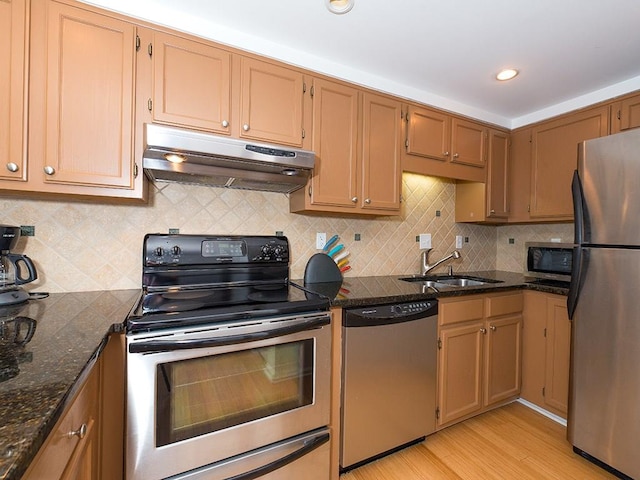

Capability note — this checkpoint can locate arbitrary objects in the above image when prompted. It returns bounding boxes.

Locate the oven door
[126,312,331,480]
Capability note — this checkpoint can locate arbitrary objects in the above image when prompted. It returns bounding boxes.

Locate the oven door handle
[225,431,330,480]
[128,315,330,353]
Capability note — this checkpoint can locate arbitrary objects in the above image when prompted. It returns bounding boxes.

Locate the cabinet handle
[221,120,229,128]
[6,162,19,173]
[364,198,371,204]
[443,151,450,156]
[351,197,358,203]
[243,124,250,132]
[453,153,459,158]
[490,325,497,332]
[480,327,487,334]
[490,209,496,214]
[67,423,87,439]
[43,166,56,175]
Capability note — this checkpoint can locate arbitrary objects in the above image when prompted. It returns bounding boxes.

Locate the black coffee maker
[0,225,38,305]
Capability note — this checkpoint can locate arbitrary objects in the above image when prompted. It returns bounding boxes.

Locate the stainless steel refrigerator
[568,128,640,479]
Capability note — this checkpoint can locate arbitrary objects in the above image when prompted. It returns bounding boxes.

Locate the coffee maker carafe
[0,225,38,305]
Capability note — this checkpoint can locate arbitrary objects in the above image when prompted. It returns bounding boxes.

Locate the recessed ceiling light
[326,0,355,15]
[496,69,519,81]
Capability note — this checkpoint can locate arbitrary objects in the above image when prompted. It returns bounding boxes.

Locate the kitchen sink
[398,274,503,288]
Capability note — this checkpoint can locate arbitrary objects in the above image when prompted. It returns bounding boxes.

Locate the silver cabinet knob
[242,124,250,132]
[67,423,87,439]
[6,162,19,172]
[453,153,459,158]
[490,325,497,332]
[490,209,496,214]
[221,120,229,128]
[351,197,358,203]
[480,327,487,334]
[364,198,371,204]
[443,151,450,156]
[43,166,56,175]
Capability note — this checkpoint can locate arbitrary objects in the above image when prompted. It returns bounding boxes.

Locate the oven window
[155,339,314,447]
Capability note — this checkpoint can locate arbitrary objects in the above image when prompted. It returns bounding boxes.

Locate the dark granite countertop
[298,270,569,308]
[0,289,139,480]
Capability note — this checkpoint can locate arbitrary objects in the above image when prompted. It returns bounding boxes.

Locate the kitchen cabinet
[506,127,532,223]
[437,292,522,428]
[0,0,28,183]
[23,362,101,480]
[150,31,232,134]
[611,92,640,133]
[455,128,510,223]
[14,0,145,200]
[402,104,487,182]
[529,105,609,219]
[290,84,401,215]
[521,291,570,418]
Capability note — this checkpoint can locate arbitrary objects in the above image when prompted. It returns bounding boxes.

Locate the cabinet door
[360,92,402,211]
[507,127,532,222]
[405,105,450,161]
[308,78,359,209]
[438,322,484,426]
[30,1,138,192]
[544,296,571,415]
[239,57,304,147]
[152,32,231,134]
[486,129,509,218]
[484,315,522,406]
[0,0,28,182]
[619,94,640,131]
[520,291,547,407]
[451,118,487,168]
[530,106,609,219]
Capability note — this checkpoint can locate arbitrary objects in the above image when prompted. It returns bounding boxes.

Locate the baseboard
[517,398,567,427]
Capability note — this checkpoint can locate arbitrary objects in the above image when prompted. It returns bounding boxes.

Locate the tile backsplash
[2,173,497,293]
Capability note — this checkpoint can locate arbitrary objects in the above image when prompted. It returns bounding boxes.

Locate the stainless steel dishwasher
[340,300,438,471]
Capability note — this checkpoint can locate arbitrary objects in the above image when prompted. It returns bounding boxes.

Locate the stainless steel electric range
[125,234,332,480]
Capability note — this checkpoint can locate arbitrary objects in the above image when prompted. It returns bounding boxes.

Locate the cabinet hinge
[435,407,440,419]
[437,338,442,350]
[134,162,139,178]
[310,85,315,98]
[617,109,621,120]
[147,98,152,112]
[542,387,546,397]
[308,185,312,197]
[302,128,306,139]
[405,139,409,149]
[303,82,306,94]
[148,43,153,57]
[135,35,140,52]
[527,204,531,212]
[543,327,547,338]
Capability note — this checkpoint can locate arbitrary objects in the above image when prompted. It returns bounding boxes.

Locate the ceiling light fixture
[325,0,355,15]
[496,69,519,81]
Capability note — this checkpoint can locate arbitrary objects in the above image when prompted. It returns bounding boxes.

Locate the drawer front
[485,293,524,318]
[439,296,484,326]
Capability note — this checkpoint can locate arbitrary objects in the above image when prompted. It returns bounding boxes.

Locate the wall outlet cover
[419,233,432,249]
[316,233,327,249]
[455,235,463,249]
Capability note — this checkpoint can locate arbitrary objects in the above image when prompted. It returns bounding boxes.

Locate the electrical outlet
[419,233,432,249]
[456,235,463,249]
[316,233,326,249]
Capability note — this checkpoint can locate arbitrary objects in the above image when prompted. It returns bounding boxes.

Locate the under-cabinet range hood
[142,124,315,194]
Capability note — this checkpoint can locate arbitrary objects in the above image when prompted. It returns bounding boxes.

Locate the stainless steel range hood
[142,124,315,194]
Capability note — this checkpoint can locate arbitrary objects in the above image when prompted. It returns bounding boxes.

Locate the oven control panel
[144,234,289,266]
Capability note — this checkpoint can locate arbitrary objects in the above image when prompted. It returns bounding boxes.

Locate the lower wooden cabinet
[521,291,571,418]
[437,292,522,428]
[23,363,101,480]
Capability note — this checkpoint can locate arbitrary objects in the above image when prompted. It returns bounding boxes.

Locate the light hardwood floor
[341,402,616,480]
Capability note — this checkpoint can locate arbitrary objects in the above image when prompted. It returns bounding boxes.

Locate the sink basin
[398,274,503,288]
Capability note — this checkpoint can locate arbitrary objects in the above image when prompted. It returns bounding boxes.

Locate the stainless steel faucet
[420,249,461,275]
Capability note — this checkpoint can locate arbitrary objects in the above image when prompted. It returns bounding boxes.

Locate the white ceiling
[84,0,640,129]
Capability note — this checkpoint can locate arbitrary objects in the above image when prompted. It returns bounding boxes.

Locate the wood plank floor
[341,402,617,480]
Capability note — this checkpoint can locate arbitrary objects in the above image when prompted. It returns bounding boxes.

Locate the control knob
[155,247,164,257]
[171,245,181,255]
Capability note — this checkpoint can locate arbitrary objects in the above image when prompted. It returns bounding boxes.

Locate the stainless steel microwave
[525,242,573,282]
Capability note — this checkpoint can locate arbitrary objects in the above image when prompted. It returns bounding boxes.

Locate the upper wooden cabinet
[12,0,145,200]
[151,31,232,134]
[611,93,640,134]
[403,105,487,182]
[455,129,509,223]
[506,127,532,223]
[290,82,401,215]
[530,105,609,219]
[0,0,28,183]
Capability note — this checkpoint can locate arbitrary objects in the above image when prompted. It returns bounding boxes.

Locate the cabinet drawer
[485,293,523,318]
[439,296,484,326]
[23,366,99,480]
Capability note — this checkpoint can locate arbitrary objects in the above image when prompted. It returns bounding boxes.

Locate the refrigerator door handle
[572,170,587,245]
[567,246,586,320]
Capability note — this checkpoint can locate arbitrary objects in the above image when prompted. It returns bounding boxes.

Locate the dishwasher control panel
[343,300,438,327]
[392,301,436,316]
